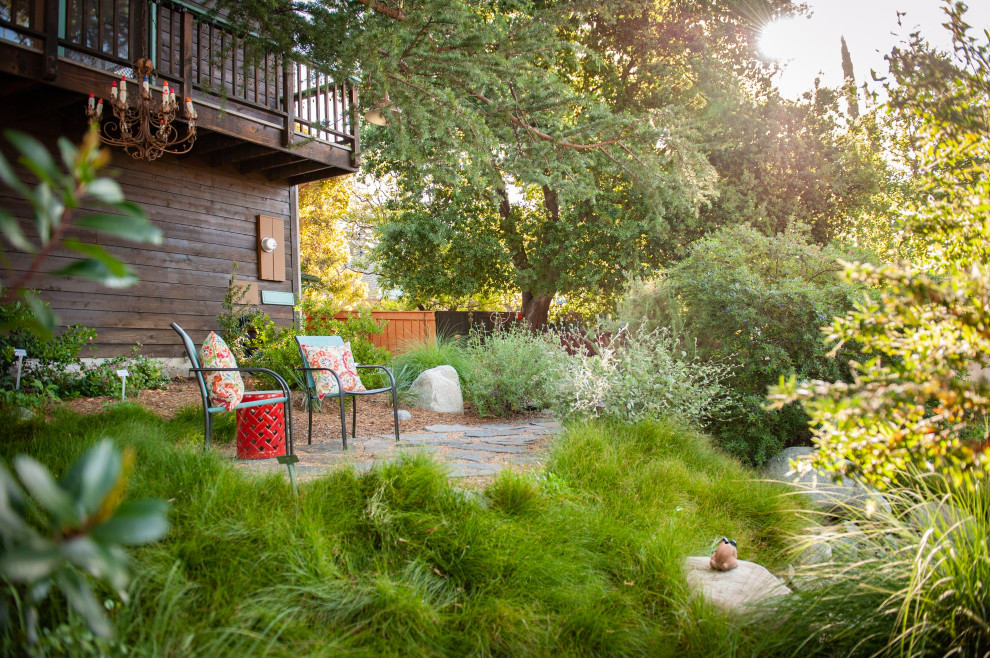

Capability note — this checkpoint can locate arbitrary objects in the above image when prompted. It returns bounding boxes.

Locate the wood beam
[208,144,274,167]
[287,167,348,185]
[239,152,301,174]
[265,160,335,181]
[190,134,244,156]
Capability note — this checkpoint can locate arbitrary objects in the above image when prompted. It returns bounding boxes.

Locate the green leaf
[60,440,121,517]
[5,130,61,186]
[91,499,170,546]
[85,178,124,204]
[57,136,79,173]
[0,546,60,582]
[0,463,30,539]
[0,209,35,253]
[53,240,138,288]
[13,455,79,526]
[0,149,30,198]
[32,182,63,238]
[60,537,130,594]
[23,295,57,337]
[51,259,138,289]
[76,213,163,244]
[56,569,112,639]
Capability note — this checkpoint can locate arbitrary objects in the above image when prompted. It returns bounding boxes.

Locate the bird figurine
[710,537,738,571]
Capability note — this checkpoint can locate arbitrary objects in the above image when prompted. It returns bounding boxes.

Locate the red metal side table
[236,391,286,459]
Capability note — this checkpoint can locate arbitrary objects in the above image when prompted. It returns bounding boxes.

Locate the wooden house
[0,0,359,361]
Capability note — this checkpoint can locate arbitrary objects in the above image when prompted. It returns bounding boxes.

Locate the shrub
[302,300,391,368]
[389,335,474,395]
[240,313,306,390]
[462,325,569,417]
[0,292,95,395]
[553,325,730,427]
[618,225,869,465]
[67,349,170,398]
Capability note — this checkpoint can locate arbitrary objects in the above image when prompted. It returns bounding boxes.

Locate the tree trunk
[521,291,553,330]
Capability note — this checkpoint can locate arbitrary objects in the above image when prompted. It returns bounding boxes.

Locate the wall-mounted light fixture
[260,236,278,253]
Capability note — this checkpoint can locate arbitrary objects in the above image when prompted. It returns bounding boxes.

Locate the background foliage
[619,225,870,465]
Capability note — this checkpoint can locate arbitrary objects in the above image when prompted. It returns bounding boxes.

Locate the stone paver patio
[235,418,560,481]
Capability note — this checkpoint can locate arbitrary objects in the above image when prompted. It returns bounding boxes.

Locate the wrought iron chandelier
[85,58,197,161]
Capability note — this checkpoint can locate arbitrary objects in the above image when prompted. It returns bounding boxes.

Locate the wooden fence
[333,311,436,355]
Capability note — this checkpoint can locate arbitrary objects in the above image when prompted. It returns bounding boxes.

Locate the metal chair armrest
[354,364,396,389]
[187,366,292,398]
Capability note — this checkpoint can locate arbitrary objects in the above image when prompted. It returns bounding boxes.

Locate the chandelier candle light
[85,58,197,161]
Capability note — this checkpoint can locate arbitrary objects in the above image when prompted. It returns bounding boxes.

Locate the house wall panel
[0,117,298,358]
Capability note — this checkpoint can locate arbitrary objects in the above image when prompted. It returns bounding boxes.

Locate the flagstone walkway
[235,417,560,481]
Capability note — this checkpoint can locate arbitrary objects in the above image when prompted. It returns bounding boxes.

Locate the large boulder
[763,447,891,519]
[408,366,464,413]
[683,557,791,614]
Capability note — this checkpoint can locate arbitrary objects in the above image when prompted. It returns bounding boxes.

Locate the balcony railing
[0,0,358,155]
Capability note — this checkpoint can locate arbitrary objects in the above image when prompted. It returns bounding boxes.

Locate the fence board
[331,311,436,355]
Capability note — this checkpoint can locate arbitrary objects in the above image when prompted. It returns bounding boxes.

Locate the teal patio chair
[172,322,294,453]
[295,335,399,449]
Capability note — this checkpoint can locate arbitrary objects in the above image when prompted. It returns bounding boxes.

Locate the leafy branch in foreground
[769,6,990,490]
[0,125,162,334]
[0,439,169,646]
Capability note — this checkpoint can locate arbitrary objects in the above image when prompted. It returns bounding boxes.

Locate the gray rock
[16,407,34,421]
[408,366,464,413]
[447,462,503,477]
[445,449,491,463]
[448,442,526,454]
[397,409,412,421]
[910,501,978,544]
[507,454,546,465]
[683,556,791,614]
[463,428,531,438]
[394,433,447,445]
[763,447,891,519]
[476,437,534,446]
[395,444,442,455]
[361,439,395,453]
[424,424,475,432]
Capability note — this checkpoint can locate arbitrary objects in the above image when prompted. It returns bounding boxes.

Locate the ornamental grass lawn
[1,403,807,656]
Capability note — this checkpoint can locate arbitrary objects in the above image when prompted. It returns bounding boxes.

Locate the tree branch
[353,0,407,21]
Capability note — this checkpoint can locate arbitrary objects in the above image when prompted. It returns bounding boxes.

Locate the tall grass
[1,406,806,655]
[757,474,990,657]
[390,334,474,396]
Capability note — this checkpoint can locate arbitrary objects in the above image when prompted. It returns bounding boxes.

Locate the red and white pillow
[302,342,366,399]
[200,332,244,410]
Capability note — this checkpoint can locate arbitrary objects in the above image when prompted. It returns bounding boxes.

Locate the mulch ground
[60,377,556,487]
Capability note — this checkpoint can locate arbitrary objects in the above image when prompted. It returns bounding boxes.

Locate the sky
[758,0,990,99]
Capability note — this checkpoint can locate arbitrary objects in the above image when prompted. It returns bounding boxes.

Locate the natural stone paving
[235,416,557,482]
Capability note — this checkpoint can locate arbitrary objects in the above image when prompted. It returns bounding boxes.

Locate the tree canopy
[220,0,893,324]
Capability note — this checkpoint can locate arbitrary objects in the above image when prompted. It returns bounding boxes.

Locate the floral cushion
[302,342,367,399]
[201,332,244,411]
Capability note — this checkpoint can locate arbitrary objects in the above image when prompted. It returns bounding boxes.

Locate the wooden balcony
[0,0,359,182]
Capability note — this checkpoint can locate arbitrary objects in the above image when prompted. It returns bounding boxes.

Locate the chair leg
[391,384,399,443]
[307,394,313,445]
[352,396,357,437]
[204,409,213,450]
[338,392,348,450]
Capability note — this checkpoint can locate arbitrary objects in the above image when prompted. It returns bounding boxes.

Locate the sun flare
[758,17,806,63]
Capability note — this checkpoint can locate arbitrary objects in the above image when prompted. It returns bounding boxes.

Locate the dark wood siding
[0,117,298,358]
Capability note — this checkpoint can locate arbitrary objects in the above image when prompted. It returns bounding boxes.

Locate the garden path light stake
[13,348,25,390]
[117,369,129,400]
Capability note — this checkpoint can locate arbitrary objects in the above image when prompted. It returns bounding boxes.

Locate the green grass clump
[390,335,474,396]
[756,475,990,658]
[1,407,805,655]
